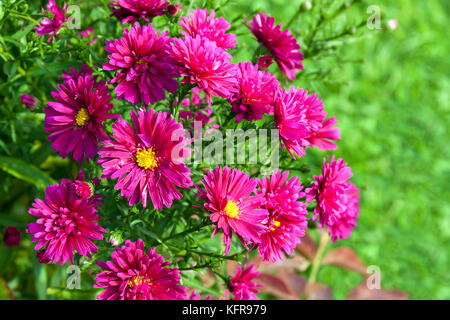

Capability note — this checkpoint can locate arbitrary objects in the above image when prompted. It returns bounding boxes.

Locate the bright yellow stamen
[75,108,89,126]
[224,200,239,219]
[135,147,158,170]
[270,220,281,231]
[128,276,146,288]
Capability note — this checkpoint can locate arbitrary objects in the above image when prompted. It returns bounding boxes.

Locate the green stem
[308,231,330,284]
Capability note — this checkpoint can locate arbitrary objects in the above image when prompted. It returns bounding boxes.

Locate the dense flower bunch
[22,0,362,300]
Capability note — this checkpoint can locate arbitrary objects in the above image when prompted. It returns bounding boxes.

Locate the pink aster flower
[45,64,118,164]
[3,226,21,247]
[257,55,273,69]
[229,264,262,300]
[166,3,181,16]
[70,170,103,208]
[229,61,279,122]
[94,239,187,300]
[245,12,304,80]
[109,0,169,24]
[103,23,179,106]
[256,170,308,262]
[306,156,360,242]
[21,93,38,109]
[195,166,268,255]
[179,8,236,50]
[35,0,68,43]
[27,180,106,265]
[98,108,193,209]
[274,86,340,159]
[170,35,238,106]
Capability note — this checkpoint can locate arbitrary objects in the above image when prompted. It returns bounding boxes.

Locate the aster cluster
[22,0,363,301]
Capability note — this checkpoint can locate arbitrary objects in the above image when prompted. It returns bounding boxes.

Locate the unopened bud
[387,19,398,30]
[302,1,312,11]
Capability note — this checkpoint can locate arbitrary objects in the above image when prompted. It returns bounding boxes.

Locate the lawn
[239,0,449,299]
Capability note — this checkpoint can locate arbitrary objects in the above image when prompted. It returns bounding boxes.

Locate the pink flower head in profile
[229,61,279,122]
[109,0,169,24]
[306,156,360,241]
[257,55,273,69]
[35,0,68,43]
[3,226,21,247]
[274,86,340,159]
[103,23,179,106]
[179,8,236,50]
[195,166,268,255]
[245,13,304,80]
[27,180,106,265]
[70,169,102,208]
[166,3,181,16]
[256,170,308,262]
[170,35,238,106]
[45,65,118,165]
[94,239,187,300]
[21,93,38,109]
[98,108,193,209]
[229,264,262,300]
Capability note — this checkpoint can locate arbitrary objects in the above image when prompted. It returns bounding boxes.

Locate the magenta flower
[274,86,340,159]
[170,35,238,106]
[166,3,181,16]
[257,55,273,69]
[245,12,304,80]
[71,170,102,208]
[306,156,360,241]
[103,23,179,106]
[45,65,117,164]
[229,264,262,300]
[256,170,308,262]
[35,0,68,43]
[3,226,21,247]
[21,93,38,109]
[109,0,169,24]
[36,250,51,264]
[179,8,236,50]
[229,61,279,122]
[98,108,193,209]
[195,166,268,255]
[94,239,187,300]
[27,180,106,265]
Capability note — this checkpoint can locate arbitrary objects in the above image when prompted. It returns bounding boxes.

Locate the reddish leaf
[305,282,333,300]
[296,232,318,260]
[256,273,298,300]
[321,247,367,275]
[226,260,240,276]
[279,270,306,298]
[347,283,408,300]
[254,254,310,273]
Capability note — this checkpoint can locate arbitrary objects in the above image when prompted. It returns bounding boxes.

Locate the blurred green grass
[241,0,449,299]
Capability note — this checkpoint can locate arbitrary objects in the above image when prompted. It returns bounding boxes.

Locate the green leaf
[0,156,54,190]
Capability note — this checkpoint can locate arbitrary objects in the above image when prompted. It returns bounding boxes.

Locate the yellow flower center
[135,147,158,170]
[128,275,148,288]
[224,200,239,219]
[270,220,281,231]
[75,108,89,127]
